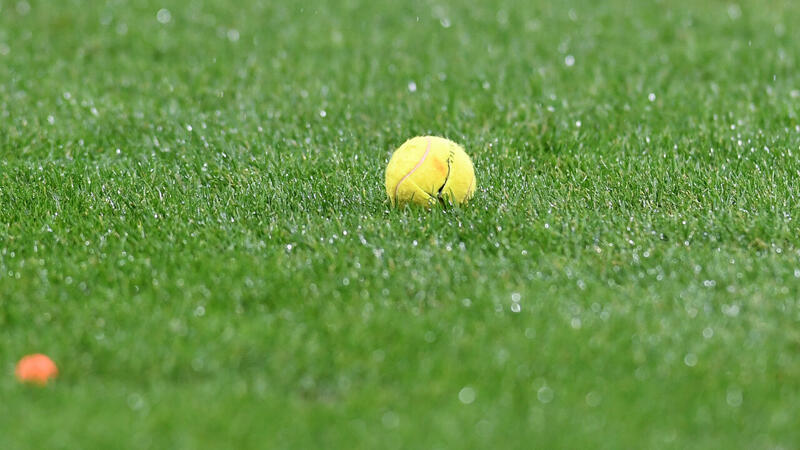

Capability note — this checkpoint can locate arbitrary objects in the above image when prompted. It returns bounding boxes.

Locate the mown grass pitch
[2,0,800,447]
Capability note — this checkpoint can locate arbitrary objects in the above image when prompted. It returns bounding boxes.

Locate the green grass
[2,0,800,447]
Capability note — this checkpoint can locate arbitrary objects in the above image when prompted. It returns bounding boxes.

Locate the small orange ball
[15,354,58,386]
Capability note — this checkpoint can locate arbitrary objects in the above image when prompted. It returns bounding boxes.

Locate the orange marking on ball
[15,354,58,386]
[432,157,448,176]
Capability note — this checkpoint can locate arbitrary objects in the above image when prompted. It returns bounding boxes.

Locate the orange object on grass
[15,354,58,385]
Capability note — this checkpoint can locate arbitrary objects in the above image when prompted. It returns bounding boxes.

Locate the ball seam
[393,137,432,203]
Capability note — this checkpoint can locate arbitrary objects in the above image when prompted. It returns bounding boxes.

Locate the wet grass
[2,0,800,448]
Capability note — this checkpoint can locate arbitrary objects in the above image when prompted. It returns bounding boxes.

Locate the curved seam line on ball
[394,137,432,202]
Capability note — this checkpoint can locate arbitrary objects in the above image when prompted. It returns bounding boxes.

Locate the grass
[2,0,800,447]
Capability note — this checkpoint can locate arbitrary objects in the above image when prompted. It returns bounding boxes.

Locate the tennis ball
[385,136,476,207]
[15,354,58,386]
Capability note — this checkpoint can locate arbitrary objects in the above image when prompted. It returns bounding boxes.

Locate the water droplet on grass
[726,388,742,407]
[722,304,740,317]
[458,387,476,404]
[727,4,742,20]
[156,8,171,24]
[16,1,30,15]
[382,411,400,428]
[127,393,145,410]
[537,386,554,403]
[585,391,601,407]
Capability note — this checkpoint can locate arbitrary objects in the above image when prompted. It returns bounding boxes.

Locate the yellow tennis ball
[385,136,476,207]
